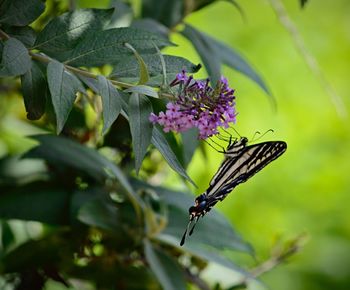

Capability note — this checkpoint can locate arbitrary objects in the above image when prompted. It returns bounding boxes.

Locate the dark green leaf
[181,128,199,168]
[0,221,15,252]
[0,187,71,225]
[210,36,271,96]
[128,93,153,174]
[109,0,133,28]
[181,24,221,84]
[3,25,36,47]
[144,240,186,290]
[0,0,45,26]
[182,24,271,96]
[47,60,85,133]
[24,135,134,195]
[34,8,114,60]
[65,27,173,67]
[124,85,158,98]
[21,60,47,120]
[141,0,184,28]
[78,198,122,232]
[110,54,200,79]
[124,43,150,84]
[0,38,31,77]
[151,128,195,186]
[132,19,170,39]
[131,180,253,254]
[97,75,122,134]
[300,0,309,8]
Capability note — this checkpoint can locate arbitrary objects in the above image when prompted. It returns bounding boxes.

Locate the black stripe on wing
[206,141,287,202]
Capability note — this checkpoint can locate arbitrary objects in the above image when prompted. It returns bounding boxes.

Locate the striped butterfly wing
[180,137,287,246]
[205,140,287,209]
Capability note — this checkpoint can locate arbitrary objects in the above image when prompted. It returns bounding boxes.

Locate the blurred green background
[166,1,350,290]
[1,0,350,290]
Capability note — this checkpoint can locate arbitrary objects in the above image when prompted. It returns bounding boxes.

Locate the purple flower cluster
[149,71,236,139]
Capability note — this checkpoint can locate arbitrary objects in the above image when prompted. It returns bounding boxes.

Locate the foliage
[0,0,302,289]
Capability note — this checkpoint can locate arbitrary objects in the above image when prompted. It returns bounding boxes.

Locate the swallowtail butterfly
[180,137,287,246]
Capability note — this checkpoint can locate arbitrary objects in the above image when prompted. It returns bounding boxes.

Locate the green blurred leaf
[97,75,122,134]
[300,0,309,8]
[20,60,47,120]
[2,25,37,47]
[24,135,134,194]
[151,128,195,186]
[125,85,159,98]
[65,28,173,67]
[0,235,63,273]
[0,38,31,77]
[209,34,271,96]
[78,197,122,232]
[181,128,199,168]
[34,8,114,60]
[0,220,15,252]
[132,19,170,39]
[144,240,186,290]
[47,60,85,133]
[141,0,184,28]
[0,0,45,26]
[0,186,71,224]
[182,24,270,96]
[181,24,221,84]
[132,180,253,254]
[128,93,153,174]
[110,54,200,80]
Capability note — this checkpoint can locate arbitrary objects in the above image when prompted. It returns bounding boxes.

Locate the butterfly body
[180,137,287,246]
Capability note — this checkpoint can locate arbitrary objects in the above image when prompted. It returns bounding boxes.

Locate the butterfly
[180,136,287,246]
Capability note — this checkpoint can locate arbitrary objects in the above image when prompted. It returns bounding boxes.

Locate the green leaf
[24,135,134,194]
[0,38,31,77]
[97,75,122,134]
[132,181,253,254]
[151,128,195,186]
[66,27,173,67]
[47,60,85,133]
[20,60,47,120]
[210,36,271,96]
[181,24,221,84]
[110,54,200,79]
[141,0,184,28]
[182,24,271,96]
[124,43,150,84]
[34,8,114,60]
[129,93,153,174]
[78,197,122,232]
[2,25,37,47]
[125,85,159,98]
[181,128,199,168]
[0,186,71,225]
[0,221,15,252]
[0,0,45,26]
[144,240,186,290]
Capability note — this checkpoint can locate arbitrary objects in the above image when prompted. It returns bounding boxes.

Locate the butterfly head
[188,194,208,219]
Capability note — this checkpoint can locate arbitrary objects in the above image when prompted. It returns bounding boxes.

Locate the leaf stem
[268,0,348,119]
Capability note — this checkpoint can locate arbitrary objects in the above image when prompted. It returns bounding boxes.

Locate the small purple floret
[150,71,237,139]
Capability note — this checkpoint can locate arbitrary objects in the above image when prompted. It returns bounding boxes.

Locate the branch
[267,0,347,119]
[184,268,211,290]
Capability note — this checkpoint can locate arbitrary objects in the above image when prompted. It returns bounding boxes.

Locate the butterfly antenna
[189,216,200,236]
[180,217,194,246]
[252,129,275,142]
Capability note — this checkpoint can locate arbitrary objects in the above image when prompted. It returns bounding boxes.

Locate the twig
[267,0,347,119]
[184,268,211,290]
